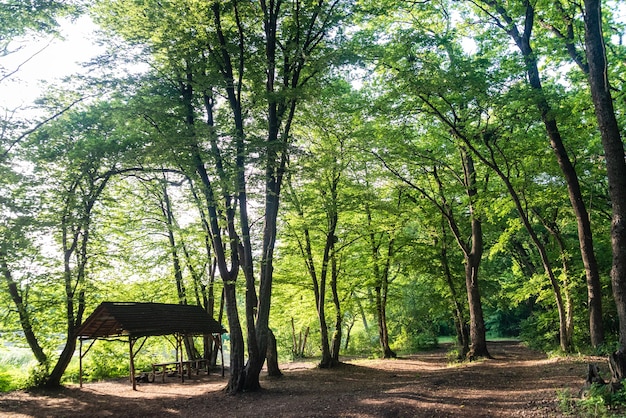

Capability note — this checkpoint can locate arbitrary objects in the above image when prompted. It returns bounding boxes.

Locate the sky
[0,15,103,109]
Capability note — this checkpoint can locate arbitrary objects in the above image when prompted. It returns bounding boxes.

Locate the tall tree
[465,0,604,347]
[582,0,626,351]
[27,100,140,387]
[94,0,349,392]
[283,88,355,367]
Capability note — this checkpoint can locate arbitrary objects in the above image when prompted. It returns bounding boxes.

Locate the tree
[283,84,355,367]
[359,14,492,357]
[469,0,604,348]
[23,99,142,387]
[582,0,626,352]
[93,0,350,392]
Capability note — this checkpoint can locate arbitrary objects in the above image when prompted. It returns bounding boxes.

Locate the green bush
[0,346,36,392]
[0,367,15,392]
[519,310,561,352]
[559,382,626,417]
[393,327,438,353]
[342,327,378,357]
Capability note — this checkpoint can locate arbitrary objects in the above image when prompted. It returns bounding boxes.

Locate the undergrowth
[559,382,626,417]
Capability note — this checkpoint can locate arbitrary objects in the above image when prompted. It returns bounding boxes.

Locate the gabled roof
[77,302,227,339]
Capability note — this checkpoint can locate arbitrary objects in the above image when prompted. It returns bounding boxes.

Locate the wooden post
[79,338,83,388]
[220,334,225,377]
[178,334,184,383]
[129,337,136,391]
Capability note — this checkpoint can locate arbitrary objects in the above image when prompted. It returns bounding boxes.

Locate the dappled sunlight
[0,342,587,417]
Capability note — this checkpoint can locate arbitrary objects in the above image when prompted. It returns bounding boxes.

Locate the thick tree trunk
[266,328,282,377]
[45,277,86,387]
[45,175,101,387]
[316,250,334,369]
[583,0,626,350]
[223,283,245,394]
[330,256,342,363]
[317,304,333,368]
[425,151,490,359]
[465,255,489,359]
[459,125,572,351]
[460,151,490,359]
[375,284,396,359]
[45,335,76,388]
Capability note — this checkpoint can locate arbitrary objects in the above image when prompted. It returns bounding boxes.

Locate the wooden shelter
[76,302,227,390]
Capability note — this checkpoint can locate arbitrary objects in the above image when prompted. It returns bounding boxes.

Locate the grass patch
[0,345,37,392]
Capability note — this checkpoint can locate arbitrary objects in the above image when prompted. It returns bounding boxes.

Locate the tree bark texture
[266,328,282,377]
[365,202,397,359]
[459,151,490,359]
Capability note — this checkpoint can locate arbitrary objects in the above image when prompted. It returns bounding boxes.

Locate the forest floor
[0,340,609,417]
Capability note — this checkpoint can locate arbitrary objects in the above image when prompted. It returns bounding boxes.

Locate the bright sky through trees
[1,15,102,109]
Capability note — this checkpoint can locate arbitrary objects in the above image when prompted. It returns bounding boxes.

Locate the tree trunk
[330,254,343,363]
[45,334,77,387]
[454,117,572,352]
[537,214,576,348]
[223,283,245,393]
[44,171,106,387]
[0,252,48,365]
[266,328,282,377]
[375,284,396,359]
[438,227,470,357]
[286,175,338,369]
[459,150,489,359]
[210,288,225,367]
[583,0,626,350]
[161,181,187,305]
[493,158,571,351]
[465,255,489,359]
[366,203,397,359]
[317,296,333,368]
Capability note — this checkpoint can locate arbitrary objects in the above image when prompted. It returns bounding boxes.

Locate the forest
[1,0,626,400]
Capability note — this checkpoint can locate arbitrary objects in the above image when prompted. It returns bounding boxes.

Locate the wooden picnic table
[151,359,209,383]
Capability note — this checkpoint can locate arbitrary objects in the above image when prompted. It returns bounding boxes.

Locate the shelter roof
[77,302,226,339]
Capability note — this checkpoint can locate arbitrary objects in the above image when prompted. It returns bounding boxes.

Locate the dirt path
[0,341,598,417]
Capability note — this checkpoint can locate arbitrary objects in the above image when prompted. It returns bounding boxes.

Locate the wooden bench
[150,359,209,383]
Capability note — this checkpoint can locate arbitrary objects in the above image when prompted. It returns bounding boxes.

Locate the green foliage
[342,326,379,357]
[485,304,532,338]
[558,382,626,417]
[0,365,28,392]
[0,351,31,392]
[25,362,49,388]
[0,346,36,391]
[519,310,561,352]
[387,274,449,352]
[0,0,78,43]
